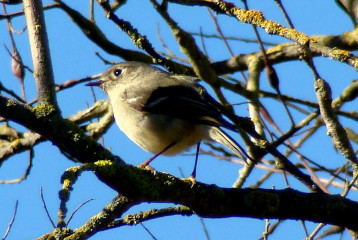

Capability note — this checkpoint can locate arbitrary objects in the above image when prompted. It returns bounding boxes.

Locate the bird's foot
[181,174,196,188]
[137,163,157,175]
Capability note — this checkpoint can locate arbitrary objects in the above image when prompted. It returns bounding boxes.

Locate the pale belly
[113,103,208,155]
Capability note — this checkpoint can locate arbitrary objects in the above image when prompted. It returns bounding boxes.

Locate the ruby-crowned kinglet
[86,61,252,176]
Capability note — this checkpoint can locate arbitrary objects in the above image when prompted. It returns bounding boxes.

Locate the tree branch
[23,0,59,110]
[1,95,358,231]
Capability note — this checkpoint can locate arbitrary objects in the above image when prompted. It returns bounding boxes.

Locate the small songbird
[86,61,252,178]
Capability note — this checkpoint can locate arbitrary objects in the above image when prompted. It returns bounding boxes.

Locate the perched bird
[86,61,252,178]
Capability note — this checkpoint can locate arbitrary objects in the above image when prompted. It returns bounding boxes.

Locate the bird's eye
[114,69,122,77]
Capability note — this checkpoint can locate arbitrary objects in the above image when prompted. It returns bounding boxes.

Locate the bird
[86,61,253,179]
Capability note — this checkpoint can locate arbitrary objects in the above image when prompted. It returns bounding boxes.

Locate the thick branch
[212,29,358,75]
[0,95,358,231]
[0,132,42,163]
[23,0,59,109]
[314,78,358,165]
[0,96,114,163]
[89,160,358,232]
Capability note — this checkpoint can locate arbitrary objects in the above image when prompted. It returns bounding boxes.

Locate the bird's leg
[138,141,177,170]
[187,141,201,186]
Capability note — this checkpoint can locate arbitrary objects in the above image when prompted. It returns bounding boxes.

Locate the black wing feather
[142,85,236,130]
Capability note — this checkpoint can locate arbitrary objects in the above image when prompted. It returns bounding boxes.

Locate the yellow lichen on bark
[218,2,310,45]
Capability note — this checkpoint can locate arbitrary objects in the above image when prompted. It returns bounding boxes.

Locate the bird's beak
[85,80,102,87]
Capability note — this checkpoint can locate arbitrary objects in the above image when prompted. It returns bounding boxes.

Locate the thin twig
[257,220,282,240]
[324,162,349,189]
[67,198,95,226]
[26,73,101,106]
[189,32,277,46]
[308,223,325,240]
[199,217,211,240]
[342,170,358,197]
[207,8,248,81]
[0,80,25,104]
[2,200,18,240]
[199,26,210,59]
[2,4,26,101]
[156,23,176,58]
[207,9,234,57]
[262,219,270,240]
[139,223,158,240]
[242,0,295,126]
[89,0,94,22]
[94,52,118,65]
[0,148,34,184]
[300,220,309,237]
[40,187,56,228]
[273,0,295,28]
[3,44,33,74]
[0,3,59,20]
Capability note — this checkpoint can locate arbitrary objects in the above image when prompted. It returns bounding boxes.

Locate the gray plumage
[87,61,250,162]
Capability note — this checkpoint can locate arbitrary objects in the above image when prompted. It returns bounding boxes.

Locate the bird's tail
[208,127,253,163]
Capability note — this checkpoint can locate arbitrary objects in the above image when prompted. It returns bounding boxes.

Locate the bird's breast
[112,98,208,155]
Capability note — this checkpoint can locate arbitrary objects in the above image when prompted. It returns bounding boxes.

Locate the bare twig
[0,148,33,184]
[40,187,56,228]
[26,73,101,106]
[189,32,277,46]
[66,198,95,226]
[139,223,158,240]
[199,217,211,240]
[2,200,18,240]
[68,194,135,239]
[273,0,295,28]
[2,4,26,101]
[262,219,270,240]
[3,44,33,74]
[108,206,194,230]
[0,80,25,103]
[207,9,234,57]
[0,3,59,20]
[242,0,295,126]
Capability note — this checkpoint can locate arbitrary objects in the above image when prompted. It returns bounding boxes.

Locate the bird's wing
[137,84,236,130]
